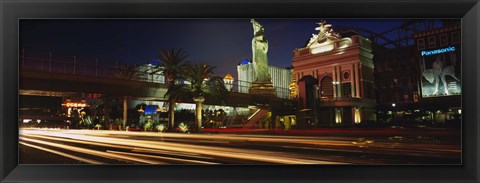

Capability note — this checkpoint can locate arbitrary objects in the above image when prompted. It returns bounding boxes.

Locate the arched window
[320,76,333,98]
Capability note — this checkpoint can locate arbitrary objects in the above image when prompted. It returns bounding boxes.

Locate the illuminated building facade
[237,60,292,99]
[137,61,166,84]
[288,67,297,99]
[415,24,461,98]
[414,23,461,125]
[237,60,255,93]
[292,21,376,127]
[373,21,461,126]
[223,73,234,91]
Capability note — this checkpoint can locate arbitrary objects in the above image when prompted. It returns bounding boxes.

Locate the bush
[143,119,154,131]
[178,122,189,133]
[156,124,166,132]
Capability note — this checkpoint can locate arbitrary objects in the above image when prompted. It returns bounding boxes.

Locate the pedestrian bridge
[20,70,169,100]
[19,57,298,129]
[19,58,295,109]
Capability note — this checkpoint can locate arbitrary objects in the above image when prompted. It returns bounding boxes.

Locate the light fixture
[392,103,396,107]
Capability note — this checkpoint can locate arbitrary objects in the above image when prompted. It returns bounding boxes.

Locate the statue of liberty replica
[249,19,275,96]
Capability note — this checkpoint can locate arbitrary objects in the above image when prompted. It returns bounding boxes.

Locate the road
[19,128,461,164]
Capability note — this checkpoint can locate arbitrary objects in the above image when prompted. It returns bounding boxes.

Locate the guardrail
[20,56,157,83]
[20,54,292,99]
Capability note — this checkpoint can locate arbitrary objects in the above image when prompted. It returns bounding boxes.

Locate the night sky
[20,19,438,78]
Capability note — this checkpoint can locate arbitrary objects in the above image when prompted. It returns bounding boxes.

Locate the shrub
[156,124,166,132]
[178,122,189,133]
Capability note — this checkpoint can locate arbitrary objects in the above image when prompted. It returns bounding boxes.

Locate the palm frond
[116,64,142,80]
[183,63,228,100]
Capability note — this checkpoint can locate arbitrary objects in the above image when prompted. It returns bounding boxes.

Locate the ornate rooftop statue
[251,19,271,83]
[306,20,341,48]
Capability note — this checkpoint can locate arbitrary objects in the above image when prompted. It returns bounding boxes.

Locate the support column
[355,62,361,98]
[351,63,356,97]
[332,66,337,98]
[193,96,205,132]
[337,65,342,97]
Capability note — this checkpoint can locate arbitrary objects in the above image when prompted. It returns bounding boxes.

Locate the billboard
[420,46,461,97]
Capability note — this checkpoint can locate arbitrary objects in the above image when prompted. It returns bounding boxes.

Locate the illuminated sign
[144,105,159,115]
[421,46,456,56]
[62,102,88,108]
[420,48,461,98]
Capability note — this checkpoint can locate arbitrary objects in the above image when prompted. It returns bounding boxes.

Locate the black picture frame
[1,0,479,182]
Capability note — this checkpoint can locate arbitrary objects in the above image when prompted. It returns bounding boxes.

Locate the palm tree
[184,64,228,132]
[93,95,120,130]
[116,64,142,130]
[154,48,190,131]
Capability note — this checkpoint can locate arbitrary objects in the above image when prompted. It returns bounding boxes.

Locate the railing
[228,80,291,99]
[319,97,362,102]
[20,55,157,83]
[20,54,292,99]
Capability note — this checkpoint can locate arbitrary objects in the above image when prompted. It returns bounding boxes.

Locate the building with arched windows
[292,21,377,127]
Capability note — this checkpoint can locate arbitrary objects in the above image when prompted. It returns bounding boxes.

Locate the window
[394,92,400,102]
[364,82,374,99]
[403,94,410,102]
[428,36,436,48]
[342,83,351,97]
[343,72,350,80]
[320,76,333,98]
[451,31,460,44]
[384,62,391,71]
[439,34,448,46]
[402,78,408,87]
[377,62,384,72]
[417,38,425,50]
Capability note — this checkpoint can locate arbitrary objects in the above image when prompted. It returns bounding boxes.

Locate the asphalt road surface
[19,128,461,165]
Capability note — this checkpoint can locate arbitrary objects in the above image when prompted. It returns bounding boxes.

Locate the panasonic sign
[421,46,456,56]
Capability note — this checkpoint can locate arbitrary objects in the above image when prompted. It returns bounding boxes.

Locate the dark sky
[20,19,440,78]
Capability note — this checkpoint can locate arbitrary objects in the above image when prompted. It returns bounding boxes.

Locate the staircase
[242,109,270,128]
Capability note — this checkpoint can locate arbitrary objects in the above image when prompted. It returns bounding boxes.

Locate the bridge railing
[20,55,156,83]
[229,80,291,99]
[20,54,292,99]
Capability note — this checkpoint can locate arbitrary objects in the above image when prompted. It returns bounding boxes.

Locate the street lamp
[391,103,396,123]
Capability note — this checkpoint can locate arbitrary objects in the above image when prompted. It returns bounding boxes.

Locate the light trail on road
[19,128,461,164]
[20,141,104,164]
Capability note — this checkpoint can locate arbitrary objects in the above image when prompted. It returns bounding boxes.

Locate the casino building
[414,23,462,125]
[292,21,377,127]
[237,60,292,99]
[374,21,461,126]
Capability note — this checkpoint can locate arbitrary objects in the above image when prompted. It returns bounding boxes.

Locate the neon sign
[62,102,88,108]
[421,46,456,56]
